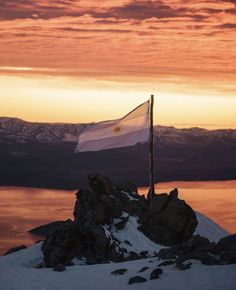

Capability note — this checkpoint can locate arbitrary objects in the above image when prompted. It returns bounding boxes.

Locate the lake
[0,180,236,255]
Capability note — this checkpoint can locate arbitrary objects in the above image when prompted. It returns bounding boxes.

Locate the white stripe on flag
[75,101,150,152]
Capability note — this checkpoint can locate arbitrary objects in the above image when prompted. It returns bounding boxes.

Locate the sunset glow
[0,0,235,128]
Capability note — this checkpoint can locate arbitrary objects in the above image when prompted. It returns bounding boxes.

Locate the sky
[0,0,236,128]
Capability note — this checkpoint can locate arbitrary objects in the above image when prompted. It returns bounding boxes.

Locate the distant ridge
[0,117,236,188]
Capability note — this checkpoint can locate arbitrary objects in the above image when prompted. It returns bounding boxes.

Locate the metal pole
[149,95,155,208]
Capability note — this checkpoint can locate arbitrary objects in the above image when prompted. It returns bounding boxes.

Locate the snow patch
[110,216,163,256]
[195,212,229,242]
[121,191,139,201]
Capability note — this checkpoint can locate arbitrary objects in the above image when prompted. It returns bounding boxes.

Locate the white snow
[121,191,139,201]
[110,216,163,256]
[195,212,229,242]
[0,212,235,290]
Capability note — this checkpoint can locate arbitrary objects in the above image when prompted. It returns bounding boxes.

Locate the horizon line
[1,116,236,131]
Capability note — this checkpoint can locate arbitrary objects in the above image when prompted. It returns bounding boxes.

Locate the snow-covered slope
[0,242,235,290]
[0,212,235,290]
[195,212,229,242]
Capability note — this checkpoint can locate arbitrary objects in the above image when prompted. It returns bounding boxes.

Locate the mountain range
[0,117,236,188]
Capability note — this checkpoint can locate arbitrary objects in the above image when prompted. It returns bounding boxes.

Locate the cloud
[0,0,83,20]
[0,0,235,84]
[218,23,236,29]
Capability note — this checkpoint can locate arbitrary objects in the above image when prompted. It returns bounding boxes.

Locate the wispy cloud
[0,0,235,83]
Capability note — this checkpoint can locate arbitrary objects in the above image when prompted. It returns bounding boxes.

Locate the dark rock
[175,262,192,270]
[177,236,219,264]
[139,251,149,258]
[138,266,149,273]
[53,264,65,272]
[115,180,138,194]
[216,234,236,264]
[115,216,129,230]
[126,251,141,261]
[169,188,178,199]
[128,276,147,284]
[217,234,236,252]
[150,268,163,280]
[189,235,210,250]
[111,268,127,275]
[29,221,65,237]
[139,189,198,246]
[88,172,115,195]
[124,240,132,246]
[4,245,27,256]
[200,254,220,265]
[158,260,176,267]
[149,194,169,214]
[158,247,178,260]
[42,219,77,267]
[42,173,198,268]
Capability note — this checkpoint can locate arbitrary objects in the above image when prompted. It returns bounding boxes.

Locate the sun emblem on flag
[114,125,121,133]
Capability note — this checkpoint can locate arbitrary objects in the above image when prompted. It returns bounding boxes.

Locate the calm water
[0,181,236,255]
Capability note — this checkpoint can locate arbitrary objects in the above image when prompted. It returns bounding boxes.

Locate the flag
[75,100,150,152]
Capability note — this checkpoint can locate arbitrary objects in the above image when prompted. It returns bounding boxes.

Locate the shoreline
[1,177,236,191]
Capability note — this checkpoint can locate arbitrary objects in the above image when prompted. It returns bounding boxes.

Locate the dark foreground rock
[4,245,27,256]
[128,276,147,284]
[29,221,65,237]
[111,268,127,275]
[157,234,236,266]
[41,173,198,268]
[150,268,163,280]
[139,188,198,245]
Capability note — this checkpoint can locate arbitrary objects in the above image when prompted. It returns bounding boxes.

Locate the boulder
[157,234,236,266]
[217,234,236,252]
[111,268,127,275]
[88,172,115,195]
[157,247,178,260]
[139,189,198,246]
[150,268,163,280]
[128,276,147,284]
[218,234,236,264]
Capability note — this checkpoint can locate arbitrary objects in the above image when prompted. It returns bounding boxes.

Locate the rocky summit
[42,173,198,269]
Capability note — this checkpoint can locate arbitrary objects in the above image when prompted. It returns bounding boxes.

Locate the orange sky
[0,0,236,128]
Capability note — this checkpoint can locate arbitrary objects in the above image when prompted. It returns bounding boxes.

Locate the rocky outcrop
[29,221,65,237]
[41,173,198,268]
[139,188,198,245]
[157,234,236,266]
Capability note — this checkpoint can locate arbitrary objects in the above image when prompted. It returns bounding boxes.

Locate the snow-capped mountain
[0,117,86,144]
[1,117,236,145]
[0,117,236,188]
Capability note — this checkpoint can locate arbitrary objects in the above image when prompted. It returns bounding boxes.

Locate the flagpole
[149,94,155,208]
